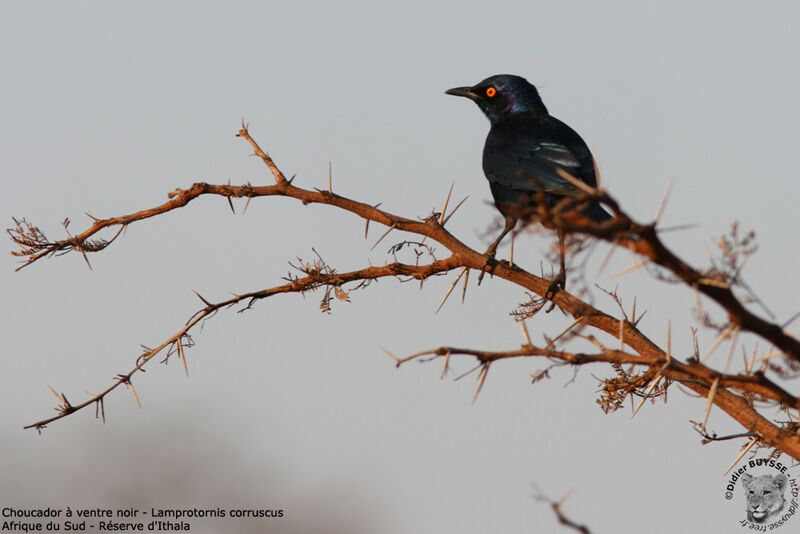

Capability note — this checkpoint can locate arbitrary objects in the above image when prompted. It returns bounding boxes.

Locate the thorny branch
[10,124,800,463]
[24,257,463,430]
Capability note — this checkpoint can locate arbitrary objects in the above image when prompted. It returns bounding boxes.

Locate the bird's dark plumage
[446,74,611,226]
[446,74,611,291]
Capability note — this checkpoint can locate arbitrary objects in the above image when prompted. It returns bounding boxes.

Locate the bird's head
[445,74,547,124]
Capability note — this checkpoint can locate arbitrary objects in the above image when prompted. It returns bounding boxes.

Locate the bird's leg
[545,229,567,300]
[485,215,516,259]
[477,215,516,284]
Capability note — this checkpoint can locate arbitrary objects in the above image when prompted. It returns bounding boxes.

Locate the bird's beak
[445,86,479,101]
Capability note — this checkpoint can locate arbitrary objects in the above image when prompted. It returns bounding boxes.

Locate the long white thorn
[439,182,454,225]
[556,167,595,194]
[436,266,468,313]
[701,325,733,362]
[701,376,720,430]
[724,437,758,475]
[472,364,490,404]
[597,240,619,277]
[632,375,663,418]
[518,319,533,347]
[724,327,740,372]
[666,321,672,362]
[546,317,583,347]
[653,181,674,225]
[613,260,649,278]
[442,195,469,226]
[370,224,396,251]
[440,350,451,379]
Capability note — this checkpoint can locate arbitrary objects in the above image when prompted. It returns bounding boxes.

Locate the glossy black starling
[446,74,611,292]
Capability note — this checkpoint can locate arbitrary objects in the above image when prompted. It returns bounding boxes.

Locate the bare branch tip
[379,345,401,365]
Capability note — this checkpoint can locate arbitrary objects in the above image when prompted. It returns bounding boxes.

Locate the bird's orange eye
[486,87,497,97]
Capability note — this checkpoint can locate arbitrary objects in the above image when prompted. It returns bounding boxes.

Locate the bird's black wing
[482,113,598,197]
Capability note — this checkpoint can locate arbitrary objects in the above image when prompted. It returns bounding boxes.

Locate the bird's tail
[582,202,613,223]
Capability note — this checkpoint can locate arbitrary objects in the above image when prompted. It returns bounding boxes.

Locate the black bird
[445,74,611,293]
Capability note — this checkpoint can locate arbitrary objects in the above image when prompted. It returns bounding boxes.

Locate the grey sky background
[2,2,799,532]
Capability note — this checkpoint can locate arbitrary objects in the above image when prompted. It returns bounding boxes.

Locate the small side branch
[532,485,591,534]
[25,256,463,430]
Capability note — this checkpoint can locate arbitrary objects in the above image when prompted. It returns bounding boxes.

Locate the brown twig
[531,485,591,534]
